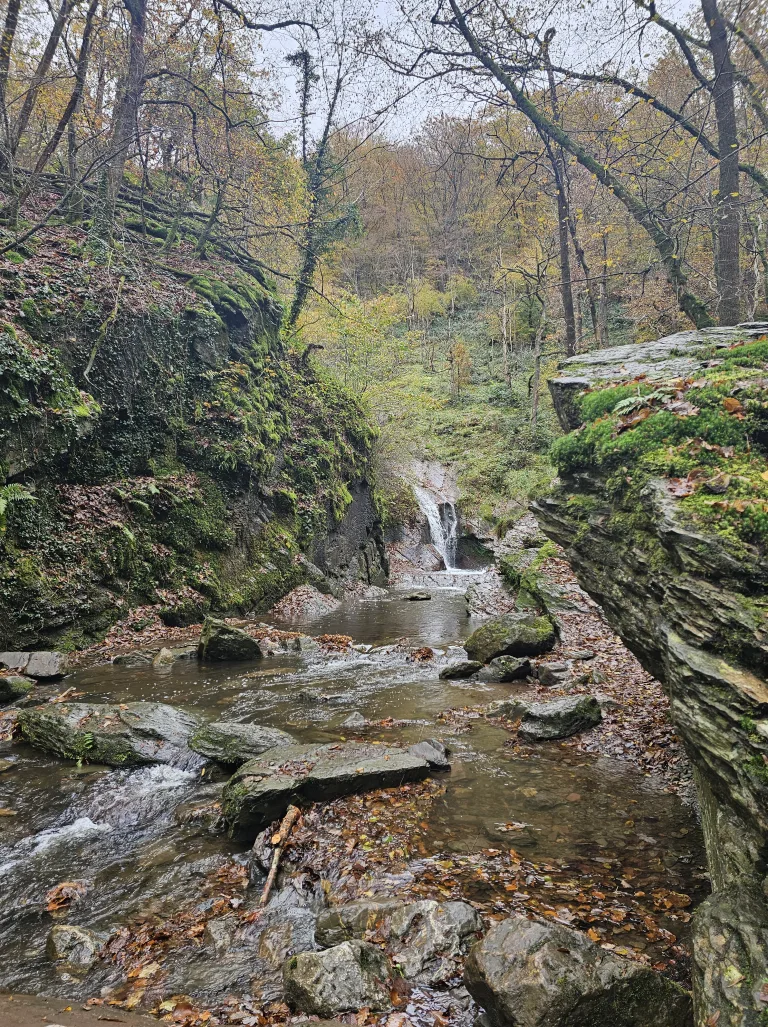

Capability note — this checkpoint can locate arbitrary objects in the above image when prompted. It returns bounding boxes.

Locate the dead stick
[259,804,300,906]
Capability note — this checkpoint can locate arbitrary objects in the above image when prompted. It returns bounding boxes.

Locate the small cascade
[413,485,459,569]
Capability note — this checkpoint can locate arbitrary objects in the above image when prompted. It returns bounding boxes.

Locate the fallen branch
[259,804,300,906]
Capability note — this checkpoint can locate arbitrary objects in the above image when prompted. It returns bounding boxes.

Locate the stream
[0,583,707,1005]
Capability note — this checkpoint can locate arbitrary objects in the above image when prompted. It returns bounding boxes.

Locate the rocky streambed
[0,578,707,1026]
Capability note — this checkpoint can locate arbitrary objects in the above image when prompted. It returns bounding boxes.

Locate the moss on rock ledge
[0,254,386,649]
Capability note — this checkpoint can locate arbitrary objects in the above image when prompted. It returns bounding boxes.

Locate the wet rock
[294,634,321,654]
[439,660,483,679]
[46,924,100,970]
[340,712,367,729]
[189,721,294,766]
[389,899,482,985]
[692,883,768,1027]
[17,701,203,768]
[517,695,602,740]
[536,661,571,687]
[0,650,68,678]
[152,647,175,667]
[198,616,264,662]
[405,591,432,601]
[283,940,392,1016]
[478,657,531,682]
[408,738,450,769]
[464,613,556,664]
[203,915,237,955]
[223,741,436,840]
[173,796,226,835]
[464,916,692,1027]
[317,898,481,987]
[316,898,402,947]
[486,698,531,721]
[113,651,153,667]
[0,673,34,703]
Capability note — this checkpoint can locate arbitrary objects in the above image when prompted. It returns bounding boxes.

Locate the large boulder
[464,916,692,1027]
[0,674,34,704]
[223,741,436,840]
[283,940,392,1017]
[17,701,202,768]
[692,884,768,1027]
[464,613,556,664]
[198,617,264,661]
[189,721,294,766]
[46,924,101,970]
[518,695,602,740]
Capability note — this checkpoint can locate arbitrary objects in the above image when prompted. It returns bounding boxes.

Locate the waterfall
[413,485,459,569]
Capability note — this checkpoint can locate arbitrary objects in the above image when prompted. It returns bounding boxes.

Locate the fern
[0,484,35,531]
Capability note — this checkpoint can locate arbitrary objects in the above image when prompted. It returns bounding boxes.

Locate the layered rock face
[534,323,768,1025]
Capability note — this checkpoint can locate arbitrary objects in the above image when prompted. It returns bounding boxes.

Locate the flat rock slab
[464,613,556,664]
[223,741,437,839]
[465,916,692,1027]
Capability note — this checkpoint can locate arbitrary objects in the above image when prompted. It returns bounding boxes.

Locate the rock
[389,899,482,985]
[198,616,264,661]
[223,741,436,840]
[464,613,556,664]
[340,712,367,729]
[0,758,14,772]
[17,701,203,768]
[316,898,403,947]
[203,915,238,955]
[316,898,481,987]
[283,940,392,1016]
[571,649,596,661]
[486,698,531,721]
[0,673,34,703]
[464,916,693,1027]
[113,650,154,667]
[405,591,432,601]
[0,650,67,678]
[408,738,450,769]
[0,651,31,671]
[517,695,602,740]
[594,692,621,711]
[439,660,483,679]
[536,661,571,686]
[478,657,531,682]
[153,647,175,667]
[294,634,321,654]
[46,924,100,969]
[692,883,768,1027]
[189,721,294,766]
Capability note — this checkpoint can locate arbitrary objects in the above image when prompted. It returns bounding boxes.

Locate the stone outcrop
[464,916,692,1027]
[464,613,556,664]
[223,741,438,840]
[534,322,768,1024]
[198,617,264,662]
[46,925,101,970]
[0,651,68,678]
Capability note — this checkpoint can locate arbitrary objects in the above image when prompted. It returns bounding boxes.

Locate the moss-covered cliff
[0,247,386,650]
[534,323,768,1027]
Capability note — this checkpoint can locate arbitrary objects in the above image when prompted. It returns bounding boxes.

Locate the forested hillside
[0,1,767,1027]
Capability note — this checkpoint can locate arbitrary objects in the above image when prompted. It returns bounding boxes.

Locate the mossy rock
[189,721,294,766]
[0,674,34,704]
[465,613,556,664]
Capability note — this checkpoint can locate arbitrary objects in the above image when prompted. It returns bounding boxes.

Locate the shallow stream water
[0,584,706,998]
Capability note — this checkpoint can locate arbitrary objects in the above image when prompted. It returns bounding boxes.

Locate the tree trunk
[530,295,547,431]
[598,234,609,347]
[701,0,741,325]
[0,0,21,179]
[90,0,147,244]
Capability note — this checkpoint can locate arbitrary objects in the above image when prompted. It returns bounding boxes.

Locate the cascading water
[413,485,459,569]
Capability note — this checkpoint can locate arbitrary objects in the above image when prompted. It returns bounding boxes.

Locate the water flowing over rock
[283,940,393,1017]
[464,613,556,664]
[535,323,768,1024]
[464,916,692,1027]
